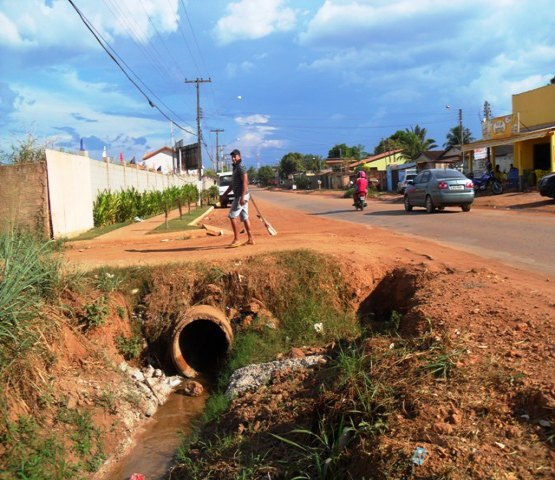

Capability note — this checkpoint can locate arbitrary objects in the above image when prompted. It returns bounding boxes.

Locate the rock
[287,347,305,359]
[144,401,157,417]
[226,355,327,397]
[66,396,78,410]
[129,368,145,382]
[181,380,204,397]
[167,376,182,388]
[433,422,454,435]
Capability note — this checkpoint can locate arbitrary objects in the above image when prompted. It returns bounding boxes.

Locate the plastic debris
[134,216,144,222]
[411,446,428,466]
[129,474,145,480]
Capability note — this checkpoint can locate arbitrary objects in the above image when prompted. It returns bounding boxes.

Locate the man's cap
[229,149,241,156]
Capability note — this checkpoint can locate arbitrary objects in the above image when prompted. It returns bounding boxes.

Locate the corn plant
[93,190,119,227]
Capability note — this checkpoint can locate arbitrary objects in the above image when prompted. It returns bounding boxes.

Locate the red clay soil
[62,190,554,479]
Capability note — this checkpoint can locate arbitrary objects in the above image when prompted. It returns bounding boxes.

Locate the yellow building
[462,83,555,189]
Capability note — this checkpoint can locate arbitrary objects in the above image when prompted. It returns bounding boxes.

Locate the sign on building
[481,114,520,140]
[179,144,199,170]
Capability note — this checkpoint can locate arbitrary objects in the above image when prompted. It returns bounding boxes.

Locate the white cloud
[225,60,255,77]
[213,0,298,44]
[235,114,270,125]
[0,0,179,49]
[5,68,175,149]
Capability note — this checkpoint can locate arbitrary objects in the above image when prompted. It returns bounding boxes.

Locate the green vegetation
[0,134,46,164]
[92,184,199,228]
[150,205,211,233]
[0,232,64,374]
[115,333,142,360]
[0,416,78,480]
[81,296,109,329]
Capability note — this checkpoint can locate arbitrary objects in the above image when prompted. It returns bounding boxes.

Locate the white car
[397,173,417,194]
[217,172,233,207]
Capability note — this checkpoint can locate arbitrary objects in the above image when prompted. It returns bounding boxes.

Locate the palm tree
[402,125,437,160]
[444,126,474,148]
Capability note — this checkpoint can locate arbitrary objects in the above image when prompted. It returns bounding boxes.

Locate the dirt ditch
[2,247,553,480]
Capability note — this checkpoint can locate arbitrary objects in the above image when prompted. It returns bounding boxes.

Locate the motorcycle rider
[353,170,368,206]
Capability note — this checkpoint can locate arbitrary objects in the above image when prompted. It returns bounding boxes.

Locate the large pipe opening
[171,305,233,378]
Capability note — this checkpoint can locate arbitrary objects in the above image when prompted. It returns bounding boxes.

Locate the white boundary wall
[45,150,200,238]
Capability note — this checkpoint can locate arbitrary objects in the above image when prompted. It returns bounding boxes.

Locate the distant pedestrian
[220,149,255,247]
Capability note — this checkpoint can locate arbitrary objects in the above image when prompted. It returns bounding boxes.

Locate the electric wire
[169,0,202,76]
[67,0,195,135]
[102,0,181,85]
[136,0,189,80]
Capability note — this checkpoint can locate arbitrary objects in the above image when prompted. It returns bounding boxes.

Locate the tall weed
[0,231,63,372]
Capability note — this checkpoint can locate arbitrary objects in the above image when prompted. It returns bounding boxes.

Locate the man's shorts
[228,193,250,221]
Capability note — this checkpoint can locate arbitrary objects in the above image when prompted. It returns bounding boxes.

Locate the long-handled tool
[249,195,277,236]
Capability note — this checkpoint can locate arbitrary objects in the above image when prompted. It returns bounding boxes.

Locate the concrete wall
[45,150,200,238]
[0,162,51,237]
[513,83,555,128]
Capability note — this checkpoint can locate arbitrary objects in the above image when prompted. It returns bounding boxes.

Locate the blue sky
[1,0,554,169]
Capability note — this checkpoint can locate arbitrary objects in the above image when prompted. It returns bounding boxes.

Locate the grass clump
[0,416,77,480]
[0,231,65,374]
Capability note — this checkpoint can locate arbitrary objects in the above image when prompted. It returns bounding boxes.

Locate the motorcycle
[354,192,367,211]
[470,171,504,195]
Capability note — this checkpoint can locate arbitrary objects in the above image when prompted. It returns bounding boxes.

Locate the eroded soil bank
[3,194,554,479]
[165,262,554,479]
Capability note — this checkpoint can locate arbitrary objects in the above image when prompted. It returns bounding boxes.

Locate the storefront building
[462,83,555,189]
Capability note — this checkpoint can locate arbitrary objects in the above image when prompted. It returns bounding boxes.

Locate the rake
[249,195,277,236]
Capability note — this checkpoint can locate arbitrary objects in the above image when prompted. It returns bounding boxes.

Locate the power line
[67,0,196,136]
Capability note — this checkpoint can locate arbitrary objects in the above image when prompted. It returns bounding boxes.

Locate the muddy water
[103,384,209,480]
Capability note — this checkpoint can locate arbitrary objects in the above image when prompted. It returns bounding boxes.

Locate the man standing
[221,149,255,247]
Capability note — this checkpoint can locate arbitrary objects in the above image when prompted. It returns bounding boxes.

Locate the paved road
[254,189,555,278]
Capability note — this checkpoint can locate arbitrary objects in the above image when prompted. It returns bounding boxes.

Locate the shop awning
[461,127,554,152]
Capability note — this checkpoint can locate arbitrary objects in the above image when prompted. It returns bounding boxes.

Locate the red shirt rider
[355,170,368,194]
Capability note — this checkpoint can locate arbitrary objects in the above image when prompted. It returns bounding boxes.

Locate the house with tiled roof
[414,147,462,170]
[142,146,175,173]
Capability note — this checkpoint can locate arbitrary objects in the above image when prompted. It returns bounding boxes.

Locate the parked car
[404,168,474,213]
[397,173,417,194]
[538,172,555,199]
[217,171,233,207]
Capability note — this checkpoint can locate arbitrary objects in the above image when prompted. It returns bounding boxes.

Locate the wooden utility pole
[185,77,211,181]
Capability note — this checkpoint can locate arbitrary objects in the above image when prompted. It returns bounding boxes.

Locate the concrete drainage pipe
[171,305,233,378]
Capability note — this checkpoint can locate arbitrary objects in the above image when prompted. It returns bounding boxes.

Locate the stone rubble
[225,355,327,398]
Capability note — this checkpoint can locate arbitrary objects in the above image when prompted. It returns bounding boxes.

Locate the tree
[444,126,474,148]
[328,144,365,160]
[257,165,276,186]
[247,166,258,182]
[550,76,555,85]
[302,154,324,172]
[374,136,405,155]
[278,152,304,178]
[401,125,437,160]
[374,125,436,160]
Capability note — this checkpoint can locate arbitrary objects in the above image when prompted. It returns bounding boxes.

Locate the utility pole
[210,128,224,172]
[185,77,211,181]
[458,108,464,146]
[483,101,492,121]
[483,101,492,171]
